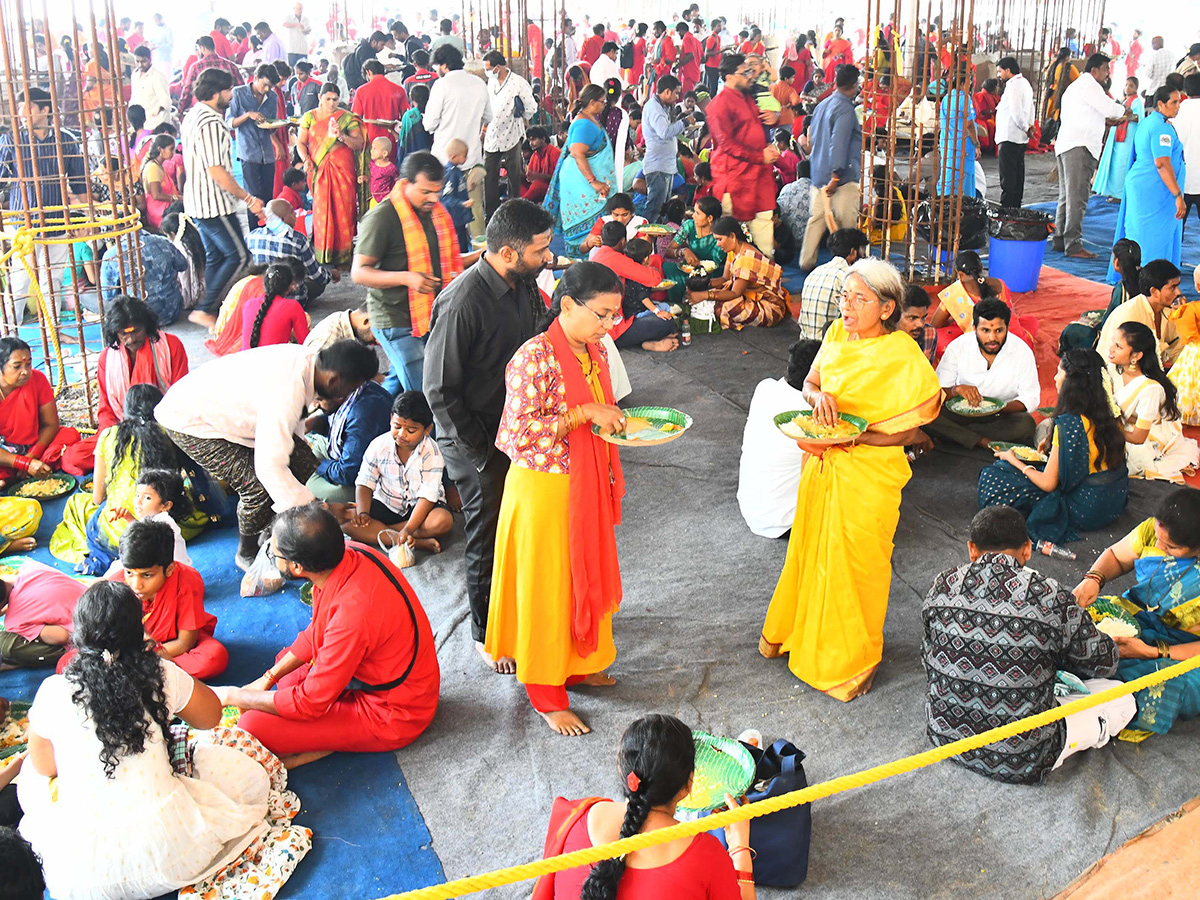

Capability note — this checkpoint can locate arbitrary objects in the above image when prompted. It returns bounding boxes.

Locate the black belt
[344,547,420,694]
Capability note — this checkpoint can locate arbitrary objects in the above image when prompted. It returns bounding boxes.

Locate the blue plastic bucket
[988,236,1046,293]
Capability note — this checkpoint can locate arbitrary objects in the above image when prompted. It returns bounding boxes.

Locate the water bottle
[680,318,691,347]
[1036,540,1076,561]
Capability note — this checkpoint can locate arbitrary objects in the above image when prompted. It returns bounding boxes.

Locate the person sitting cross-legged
[923,506,1135,784]
[247,198,333,304]
[796,227,868,339]
[340,390,453,553]
[926,297,1040,450]
[217,503,440,768]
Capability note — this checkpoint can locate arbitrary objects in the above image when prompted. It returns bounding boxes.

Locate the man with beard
[927,297,1040,449]
[423,198,555,675]
[352,152,465,395]
[897,283,937,361]
[706,53,779,255]
[181,68,264,330]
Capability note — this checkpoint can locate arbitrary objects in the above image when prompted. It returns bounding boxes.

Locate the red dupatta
[1115,95,1137,142]
[530,797,604,900]
[546,318,625,657]
[0,374,46,447]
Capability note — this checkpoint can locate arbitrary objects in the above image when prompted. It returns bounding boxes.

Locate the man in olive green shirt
[351,151,448,394]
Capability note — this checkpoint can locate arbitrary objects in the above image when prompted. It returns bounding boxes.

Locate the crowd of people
[4,8,1200,900]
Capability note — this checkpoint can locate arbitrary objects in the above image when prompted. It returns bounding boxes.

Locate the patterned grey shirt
[922,552,1118,784]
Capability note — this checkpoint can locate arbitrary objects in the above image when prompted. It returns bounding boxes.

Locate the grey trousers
[1054,147,1098,254]
[925,408,1038,450]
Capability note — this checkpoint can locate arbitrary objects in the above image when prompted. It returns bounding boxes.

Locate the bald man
[247,197,332,302]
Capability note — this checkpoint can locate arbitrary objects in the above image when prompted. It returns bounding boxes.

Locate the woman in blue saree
[979,349,1128,542]
[1109,86,1186,281]
[544,84,615,255]
[937,61,978,198]
[1073,488,1200,736]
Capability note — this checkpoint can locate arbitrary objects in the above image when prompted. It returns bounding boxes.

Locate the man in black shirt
[424,198,555,673]
[345,30,389,91]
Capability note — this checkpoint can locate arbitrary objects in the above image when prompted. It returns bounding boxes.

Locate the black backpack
[619,41,634,69]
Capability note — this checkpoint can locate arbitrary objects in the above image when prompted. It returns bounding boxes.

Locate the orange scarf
[388,184,463,337]
[546,318,625,656]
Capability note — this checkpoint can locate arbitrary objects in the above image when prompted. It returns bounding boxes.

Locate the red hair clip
[626,771,641,792]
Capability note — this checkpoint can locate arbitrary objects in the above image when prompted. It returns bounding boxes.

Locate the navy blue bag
[708,739,811,888]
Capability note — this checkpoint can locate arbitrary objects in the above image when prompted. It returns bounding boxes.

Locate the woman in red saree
[0,338,80,482]
[972,79,1001,153]
[297,84,366,267]
[485,263,628,738]
[822,26,854,83]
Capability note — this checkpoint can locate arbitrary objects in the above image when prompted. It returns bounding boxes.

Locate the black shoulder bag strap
[344,547,421,693]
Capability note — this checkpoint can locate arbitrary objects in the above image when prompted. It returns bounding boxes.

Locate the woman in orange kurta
[761,260,942,701]
[822,27,854,83]
[485,262,629,738]
[297,84,366,266]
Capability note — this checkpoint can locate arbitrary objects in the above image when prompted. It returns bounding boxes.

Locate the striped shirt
[356,432,445,514]
[0,126,87,213]
[182,102,238,219]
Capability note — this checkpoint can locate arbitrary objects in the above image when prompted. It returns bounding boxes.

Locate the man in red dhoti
[220,504,440,768]
[706,54,779,255]
[61,296,188,475]
[352,59,410,146]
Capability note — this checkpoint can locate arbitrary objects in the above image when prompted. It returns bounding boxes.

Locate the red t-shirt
[678,33,702,84]
[241,295,310,350]
[580,34,605,65]
[703,34,722,69]
[108,563,216,644]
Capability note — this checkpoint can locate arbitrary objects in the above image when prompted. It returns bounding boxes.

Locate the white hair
[846,257,904,326]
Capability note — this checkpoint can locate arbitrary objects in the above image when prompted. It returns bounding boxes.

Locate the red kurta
[95,334,189,432]
[351,74,410,146]
[240,544,440,755]
[678,32,702,92]
[210,29,234,61]
[580,34,604,66]
[706,87,774,219]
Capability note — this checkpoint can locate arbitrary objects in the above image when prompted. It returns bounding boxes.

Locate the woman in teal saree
[544,84,614,255]
[1074,488,1200,736]
[979,349,1129,542]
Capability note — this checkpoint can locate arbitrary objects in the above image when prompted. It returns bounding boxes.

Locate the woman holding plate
[297,83,366,267]
[760,259,942,700]
[686,217,790,330]
[485,263,628,737]
[979,349,1128,542]
[544,84,614,256]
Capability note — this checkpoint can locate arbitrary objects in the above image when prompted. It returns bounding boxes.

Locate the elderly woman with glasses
[760,259,943,700]
[484,262,629,738]
[687,216,791,329]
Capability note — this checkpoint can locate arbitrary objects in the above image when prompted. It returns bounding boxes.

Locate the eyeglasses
[265,543,279,564]
[838,291,881,310]
[577,303,623,327]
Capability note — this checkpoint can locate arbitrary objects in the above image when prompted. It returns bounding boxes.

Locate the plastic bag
[987,206,1054,241]
[379,529,415,568]
[240,540,284,597]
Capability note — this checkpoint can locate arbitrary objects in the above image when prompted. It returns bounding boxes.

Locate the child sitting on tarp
[0,560,86,669]
[580,193,648,257]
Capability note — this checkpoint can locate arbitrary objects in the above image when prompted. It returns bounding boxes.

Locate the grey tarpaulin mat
[392,322,1195,900]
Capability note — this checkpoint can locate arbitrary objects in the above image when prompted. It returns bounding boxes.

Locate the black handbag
[708,739,812,888]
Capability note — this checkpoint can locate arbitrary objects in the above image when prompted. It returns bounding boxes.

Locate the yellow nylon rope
[0,211,142,397]
[380,653,1200,900]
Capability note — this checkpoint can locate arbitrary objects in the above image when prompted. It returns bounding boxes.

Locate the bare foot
[413,537,441,553]
[188,310,218,331]
[539,708,591,736]
[579,672,616,687]
[475,641,516,674]
[642,336,679,352]
[7,537,35,552]
[280,749,333,769]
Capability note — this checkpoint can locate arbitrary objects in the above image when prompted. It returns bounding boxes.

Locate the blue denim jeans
[193,214,249,314]
[644,171,675,223]
[374,325,427,394]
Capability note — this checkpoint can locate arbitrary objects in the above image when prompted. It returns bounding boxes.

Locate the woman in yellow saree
[297,84,366,266]
[761,259,942,700]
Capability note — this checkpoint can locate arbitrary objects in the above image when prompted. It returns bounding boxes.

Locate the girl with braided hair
[532,714,755,899]
[18,580,275,900]
[240,263,309,351]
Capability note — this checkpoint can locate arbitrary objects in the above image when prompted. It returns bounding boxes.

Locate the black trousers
[1184,194,1200,234]
[240,161,276,204]
[440,439,510,643]
[484,145,523,218]
[998,141,1026,209]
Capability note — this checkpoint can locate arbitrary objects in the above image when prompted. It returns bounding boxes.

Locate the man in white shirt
[926,297,1041,450]
[737,339,820,538]
[561,20,579,68]
[590,42,624,88]
[1176,73,1200,225]
[281,3,312,66]
[1139,36,1174,97]
[994,56,1034,208]
[155,341,379,568]
[1054,54,1128,259]
[130,46,171,130]
[482,51,535,217]
[424,44,492,238]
